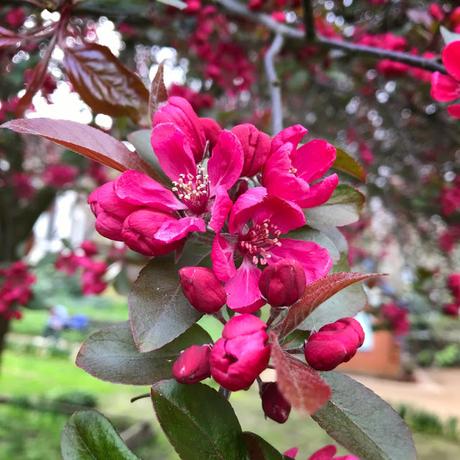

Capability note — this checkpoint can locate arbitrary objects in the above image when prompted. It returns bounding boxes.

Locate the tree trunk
[0,317,10,369]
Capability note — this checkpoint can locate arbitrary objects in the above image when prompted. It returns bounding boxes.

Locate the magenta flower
[211,187,332,312]
[89,96,244,256]
[431,40,460,119]
[263,125,339,209]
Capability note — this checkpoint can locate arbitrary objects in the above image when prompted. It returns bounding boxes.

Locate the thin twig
[216,0,446,73]
[302,0,316,42]
[264,33,284,134]
[130,393,150,403]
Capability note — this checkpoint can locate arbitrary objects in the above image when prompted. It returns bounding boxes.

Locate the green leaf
[129,257,202,352]
[287,227,340,263]
[312,372,416,460]
[127,129,169,184]
[243,432,284,460]
[151,380,249,460]
[76,322,211,385]
[440,26,460,45]
[333,148,366,182]
[306,185,365,228]
[61,410,139,460]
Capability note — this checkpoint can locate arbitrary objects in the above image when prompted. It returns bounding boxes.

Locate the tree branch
[216,0,447,74]
[302,0,316,42]
[264,33,284,134]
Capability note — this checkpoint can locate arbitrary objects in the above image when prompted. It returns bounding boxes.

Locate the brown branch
[302,0,316,42]
[216,0,447,74]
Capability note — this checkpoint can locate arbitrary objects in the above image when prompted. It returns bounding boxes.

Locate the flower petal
[153,96,206,162]
[292,139,337,183]
[271,124,308,152]
[448,103,460,119]
[209,186,233,233]
[442,40,460,81]
[431,72,460,102]
[115,170,184,211]
[225,260,263,312]
[200,117,221,148]
[252,196,306,233]
[229,187,267,234]
[297,174,339,208]
[151,123,197,181]
[154,216,206,243]
[270,238,332,283]
[208,130,244,190]
[121,210,180,256]
[211,234,237,282]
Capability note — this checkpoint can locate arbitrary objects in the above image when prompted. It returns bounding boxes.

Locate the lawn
[1,348,460,459]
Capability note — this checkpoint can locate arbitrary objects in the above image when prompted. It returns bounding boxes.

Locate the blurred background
[0,0,459,459]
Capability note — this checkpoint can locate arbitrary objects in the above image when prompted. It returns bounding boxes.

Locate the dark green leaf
[76,322,211,385]
[61,410,139,460]
[127,129,169,184]
[151,380,248,460]
[128,257,202,352]
[243,432,284,460]
[313,372,416,460]
[306,185,365,228]
[333,148,366,182]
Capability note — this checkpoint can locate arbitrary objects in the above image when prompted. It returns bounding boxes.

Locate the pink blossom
[43,164,78,188]
[258,259,306,307]
[431,41,460,119]
[11,172,35,199]
[447,273,460,302]
[80,240,98,257]
[308,445,359,460]
[210,314,270,391]
[438,225,460,253]
[6,8,26,28]
[211,187,332,312]
[169,84,214,112]
[304,317,365,371]
[263,125,338,209]
[381,303,410,336]
[90,96,243,256]
[0,261,35,320]
[428,3,445,22]
[172,344,211,384]
[179,266,226,313]
[440,178,460,216]
[260,381,291,423]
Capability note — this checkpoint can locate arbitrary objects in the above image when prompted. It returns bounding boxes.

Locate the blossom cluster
[380,302,410,336]
[55,240,108,295]
[285,444,358,460]
[0,261,35,320]
[88,94,367,412]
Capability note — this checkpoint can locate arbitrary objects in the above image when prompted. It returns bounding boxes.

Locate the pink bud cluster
[285,444,359,460]
[0,261,35,320]
[380,303,410,336]
[55,240,108,295]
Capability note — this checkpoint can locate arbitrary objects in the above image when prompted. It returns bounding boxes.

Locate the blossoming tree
[1,0,459,458]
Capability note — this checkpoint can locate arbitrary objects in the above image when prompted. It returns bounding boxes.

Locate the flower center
[238,219,282,265]
[172,168,210,215]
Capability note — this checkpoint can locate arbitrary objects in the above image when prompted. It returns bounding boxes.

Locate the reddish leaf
[270,333,331,414]
[333,148,366,182]
[149,62,168,123]
[1,118,155,175]
[274,272,381,338]
[63,43,149,123]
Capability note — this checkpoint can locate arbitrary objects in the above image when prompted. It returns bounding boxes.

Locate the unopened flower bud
[231,123,271,177]
[258,259,306,307]
[210,314,270,391]
[172,345,211,384]
[260,382,291,423]
[179,266,226,313]
[304,317,364,371]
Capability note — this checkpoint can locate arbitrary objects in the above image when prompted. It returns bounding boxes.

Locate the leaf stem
[130,393,150,403]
